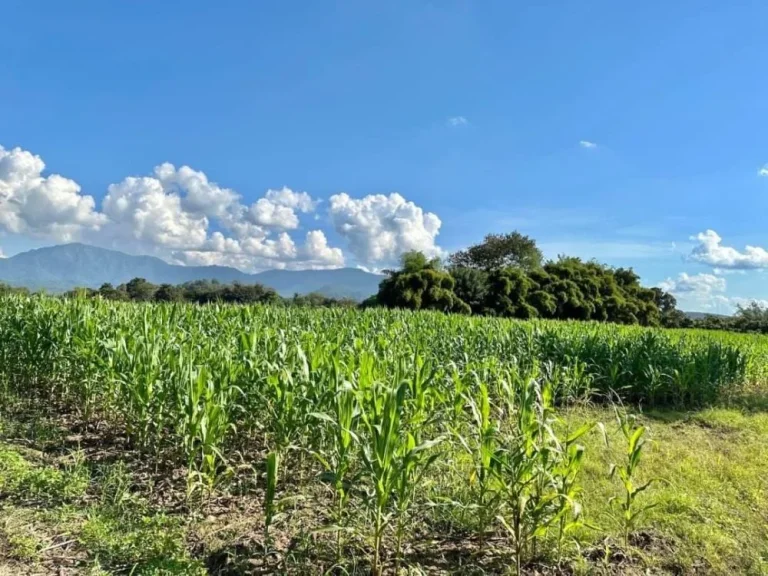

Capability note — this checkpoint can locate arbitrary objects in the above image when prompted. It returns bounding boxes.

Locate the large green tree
[376,251,470,314]
[450,267,488,314]
[481,267,539,318]
[448,231,543,271]
[124,278,156,302]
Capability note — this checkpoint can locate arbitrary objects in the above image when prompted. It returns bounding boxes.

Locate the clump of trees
[64,278,356,308]
[369,232,687,327]
[373,252,470,314]
[0,282,31,296]
[690,302,768,334]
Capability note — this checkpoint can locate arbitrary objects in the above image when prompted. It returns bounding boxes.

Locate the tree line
[60,278,358,308]
[1,230,766,332]
[366,231,691,328]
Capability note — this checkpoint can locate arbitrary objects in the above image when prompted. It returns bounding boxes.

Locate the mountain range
[0,243,383,300]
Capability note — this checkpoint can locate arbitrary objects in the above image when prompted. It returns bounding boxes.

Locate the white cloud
[658,272,726,295]
[328,192,443,265]
[758,165,768,177]
[246,198,302,229]
[102,175,210,250]
[302,230,344,268]
[0,146,106,241]
[99,167,339,270]
[712,268,746,276]
[217,187,318,233]
[579,140,597,149]
[447,116,468,127]
[1,144,345,273]
[175,230,343,271]
[656,272,768,314]
[265,187,317,212]
[155,163,239,219]
[727,296,768,310]
[659,272,733,312]
[689,229,768,269]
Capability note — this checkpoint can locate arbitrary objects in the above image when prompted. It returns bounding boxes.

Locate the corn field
[0,295,765,573]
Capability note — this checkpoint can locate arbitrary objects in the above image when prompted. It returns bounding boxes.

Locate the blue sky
[2,1,768,311]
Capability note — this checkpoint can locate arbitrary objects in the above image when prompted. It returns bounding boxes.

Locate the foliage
[482,267,540,318]
[0,295,764,573]
[376,251,471,313]
[154,283,183,302]
[0,282,30,296]
[448,255,674,326]
[68,277,358,308]
[608,409,664,549]
[373,233,686,326]
[449,266,488,314]
[449,231,544,271]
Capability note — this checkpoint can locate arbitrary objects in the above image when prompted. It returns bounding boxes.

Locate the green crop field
[1,296,768,575]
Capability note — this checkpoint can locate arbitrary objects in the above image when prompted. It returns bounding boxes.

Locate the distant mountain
[684,311,731,320]
[0,243,383,300]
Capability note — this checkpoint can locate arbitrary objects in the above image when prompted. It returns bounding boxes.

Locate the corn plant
[608,409,663,549]
[551,421,595,560]
[311,376,359,561]
[264,450,280,551]
[456,380,502,550]
[392,431,444,572]
[494,376,555,575]
[358,381,406,575]
[357,378,443,575]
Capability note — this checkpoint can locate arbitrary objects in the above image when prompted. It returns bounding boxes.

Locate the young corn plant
[180,362,239,499]
[392,430,444,573]
[456,380,502,552]
[311,376,360,562]
[264,450,280,552]
[494,376,554,576]
[494,374,590,576]
[551,421,596,561]
[609,409,663,549]
[357,378,442,576]
[359,381,406,576]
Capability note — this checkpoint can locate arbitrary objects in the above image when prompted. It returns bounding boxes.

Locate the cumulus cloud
[659,272,732,312]
[175,230,343,271]
[265,187,317,212]
[758,165,768,177]
[727,296,768,310]
[579,140,597,149]
[0,143,456,272]
[99,167,340,270]
[245,198,303,229]
[0,146,106,241]
[328,192,443,265]
[102,175,210,250]
[658,272,726,295]
[0,144,346,272]
[689,230,768,269]
[655,272,768,314]
[302,230,344,268]
[155,163,239,219]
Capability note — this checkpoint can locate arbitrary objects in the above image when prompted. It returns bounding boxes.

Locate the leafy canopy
[448,232,543,271]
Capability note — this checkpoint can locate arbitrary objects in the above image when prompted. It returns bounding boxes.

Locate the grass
[2,402,768,574]
[572,406,768,574]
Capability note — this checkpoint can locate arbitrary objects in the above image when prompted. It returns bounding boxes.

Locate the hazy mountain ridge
[684,311,731,320]
[0,243,383,299]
